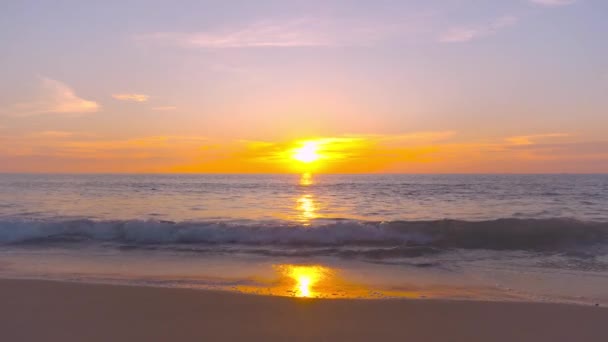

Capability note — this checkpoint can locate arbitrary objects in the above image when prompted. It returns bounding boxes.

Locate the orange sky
[1,130,606,173]
[1,1,607,173]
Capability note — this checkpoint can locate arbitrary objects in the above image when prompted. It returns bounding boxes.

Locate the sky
[0,0,607,173]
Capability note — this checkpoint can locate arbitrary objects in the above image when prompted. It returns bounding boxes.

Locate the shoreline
[1,278,606,341]
[0,274,602,306]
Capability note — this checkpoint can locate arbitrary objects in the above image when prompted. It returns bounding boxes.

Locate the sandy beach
[0,278,605,342]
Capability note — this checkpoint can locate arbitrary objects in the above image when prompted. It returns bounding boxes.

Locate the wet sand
[0,278,606,342]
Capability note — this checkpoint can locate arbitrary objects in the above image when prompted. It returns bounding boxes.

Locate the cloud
[137,20,348,48]
[439,15,518,43]
[112,93,149,102]
[1,131,606,173]
[378,131,456,145]
[529,0,577,7]
[238,131,457,172]
[28,131,77,139]
[0,133,214,173]
[136,16,431,49]
[151,106,177,111]
[6,78,99,116]
[505,133,570,145]
[0,133,207,158]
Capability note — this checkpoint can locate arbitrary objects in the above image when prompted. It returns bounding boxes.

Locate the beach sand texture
[1,279,606,342]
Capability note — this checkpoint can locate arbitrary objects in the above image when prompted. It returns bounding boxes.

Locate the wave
[0,218,607,252]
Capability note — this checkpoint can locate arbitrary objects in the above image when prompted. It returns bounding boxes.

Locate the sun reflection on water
[296,194,316,222]
[299,172,313,186]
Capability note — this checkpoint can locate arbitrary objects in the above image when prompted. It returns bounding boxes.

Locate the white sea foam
[1,218,606,254]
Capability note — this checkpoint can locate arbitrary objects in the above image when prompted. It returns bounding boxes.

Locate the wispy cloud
[136,15,431,49]
[137,19,360,48]
[240,131,457,170]
[378,131,456,145]
[2,131,607,173]
[5,78,99,116]
[28,131,78,139]
[439,15,518,43]
[151,106,177,111]
[112,93,149,102]
[0,134,208,159]
[139,21,330,48]
[529,0,577,7]
[505,133,570,145]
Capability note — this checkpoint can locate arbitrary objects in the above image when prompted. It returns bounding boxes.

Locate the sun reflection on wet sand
[236,264,417,299]
[277,264,330,298]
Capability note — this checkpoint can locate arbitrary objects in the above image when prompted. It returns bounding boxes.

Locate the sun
[293,141,320,163]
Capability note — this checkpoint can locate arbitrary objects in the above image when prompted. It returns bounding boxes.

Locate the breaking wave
[0,218,607,252]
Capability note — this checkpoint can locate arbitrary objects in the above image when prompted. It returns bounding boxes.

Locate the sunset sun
[292,141,321,163]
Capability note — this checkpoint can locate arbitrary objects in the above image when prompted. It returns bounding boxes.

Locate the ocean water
[0,174,607,304]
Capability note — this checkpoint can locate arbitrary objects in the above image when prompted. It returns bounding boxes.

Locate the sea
[0,173,607,304]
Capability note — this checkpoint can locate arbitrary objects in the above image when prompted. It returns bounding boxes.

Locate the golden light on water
[296,194,316,221]
[299,172,313,186]
[296,173,316,222]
